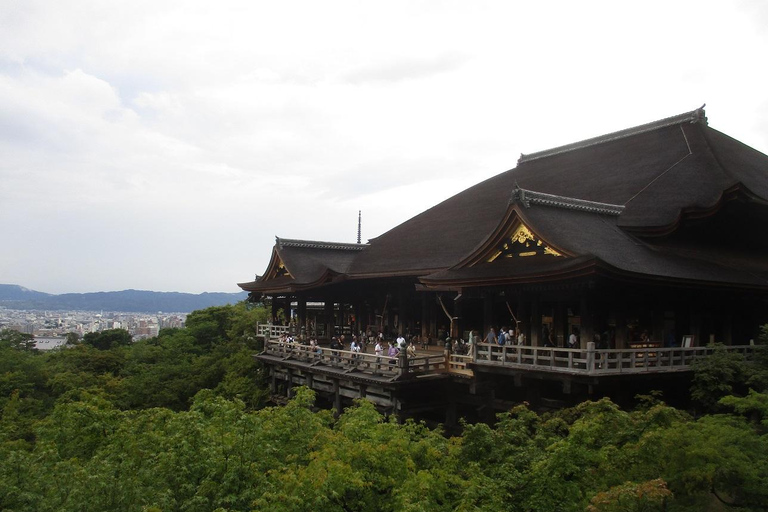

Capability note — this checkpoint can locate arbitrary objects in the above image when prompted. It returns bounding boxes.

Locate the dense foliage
[1,312,767,511]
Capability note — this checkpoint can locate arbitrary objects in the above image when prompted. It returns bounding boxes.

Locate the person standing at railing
[396,334,406,351]
[407,341,417,358]
[373,339,384,373]
[543,325,556,348]
[484,328,497,345]
[387,341,399,366]
[568,327,579,349]
[330,336,342,365]
[350,338,361,366]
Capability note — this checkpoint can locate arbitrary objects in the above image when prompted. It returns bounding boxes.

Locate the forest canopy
[1,306,767,512]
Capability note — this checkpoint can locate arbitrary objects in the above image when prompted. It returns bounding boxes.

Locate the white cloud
[1,0,767,294]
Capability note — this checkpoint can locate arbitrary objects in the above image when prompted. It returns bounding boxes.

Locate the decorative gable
[264,253,292,280]
[487,223,563,262]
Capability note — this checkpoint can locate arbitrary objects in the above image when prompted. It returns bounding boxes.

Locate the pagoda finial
[357,210,362,244]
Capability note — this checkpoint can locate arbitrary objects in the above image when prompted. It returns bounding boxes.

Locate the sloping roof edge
[277,237,368,251]
[518,105,707,164]
[511,185,625,215]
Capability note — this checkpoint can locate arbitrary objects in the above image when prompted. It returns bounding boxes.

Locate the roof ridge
[277,237,368,251]
[511,186,625,216]
[518,105,707,164]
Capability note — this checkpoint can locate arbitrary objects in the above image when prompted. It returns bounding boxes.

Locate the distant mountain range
[0,284,249,313]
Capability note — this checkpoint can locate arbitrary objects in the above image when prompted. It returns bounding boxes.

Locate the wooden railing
[256,323,291,340]
[473,342,758,375]
[262,340,448,379]
[262,339,758,378]
[448,354,473,377]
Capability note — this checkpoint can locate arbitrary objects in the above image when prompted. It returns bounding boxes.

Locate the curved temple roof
[241,107,768,294]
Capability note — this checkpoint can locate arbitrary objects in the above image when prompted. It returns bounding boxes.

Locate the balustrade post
[398,351,409,377]
[586,341,596,373]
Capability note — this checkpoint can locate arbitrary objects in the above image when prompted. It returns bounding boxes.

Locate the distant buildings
[0,307,186,342]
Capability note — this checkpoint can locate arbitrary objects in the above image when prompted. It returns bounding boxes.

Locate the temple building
[240,106,768,349]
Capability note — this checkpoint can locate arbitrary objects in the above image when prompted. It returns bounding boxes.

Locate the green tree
[82,328,132,350]
[0,329,37,351]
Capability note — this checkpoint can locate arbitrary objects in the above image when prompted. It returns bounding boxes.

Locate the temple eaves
[510,185,624,216]
[518,105,707,164]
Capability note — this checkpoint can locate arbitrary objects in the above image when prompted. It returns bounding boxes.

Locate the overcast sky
[1,1,767,294]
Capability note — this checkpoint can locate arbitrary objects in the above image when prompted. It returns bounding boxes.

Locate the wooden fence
[473,342,758,375]
[262,340,449,379]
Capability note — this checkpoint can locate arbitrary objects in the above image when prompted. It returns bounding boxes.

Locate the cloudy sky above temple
[2,0,768,294]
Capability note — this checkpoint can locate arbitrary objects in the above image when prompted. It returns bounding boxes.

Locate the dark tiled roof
[242,107,768,292]
[518,106,707,163]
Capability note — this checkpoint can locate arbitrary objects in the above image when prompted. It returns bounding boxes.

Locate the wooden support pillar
[286,369,293,398]
[421,293,430,338]
[483,293,494,340]
[722,313,733,345]
[333,379,342,417]
[271,296,278,324]
[516,295,528,343]
[580,296,594,349]
[652,306,665,344]
[554,302,567,347]
[398,291,408,337]
[689,307,702,347]
[531,298,541,346]
[297,296,307,338]
[354,301,362,337]
[270,369,277,395]
[445,400,457,428]
[453,295,462,340]
[614,304,627,349]
[324,301,334,340]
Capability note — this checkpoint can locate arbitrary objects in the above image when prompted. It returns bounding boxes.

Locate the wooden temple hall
[240,107,768,417]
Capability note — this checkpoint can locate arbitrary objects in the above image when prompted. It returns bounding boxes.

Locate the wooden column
[531,298,541,346]
[285,369,293,398]
[324,301,334,340]
[689,306,702,347]
[333,379,342,417]
[516,294,528,343]
[297,295,307,338]
[398,291,407,337]
[722,313,733,345]
[354,301,362,337]
[483,292,494,340]
[421,293,430,338]
[554,302,567,347]
[453,295,462,339]
[653,309,664,344]
[271,296,278,324]
[614,304,628,349]
[580,296,594,349]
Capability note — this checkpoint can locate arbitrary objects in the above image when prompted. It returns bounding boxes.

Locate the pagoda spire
[357,210,362,244]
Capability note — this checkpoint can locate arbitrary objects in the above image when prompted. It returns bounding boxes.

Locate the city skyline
[2,1,768,294]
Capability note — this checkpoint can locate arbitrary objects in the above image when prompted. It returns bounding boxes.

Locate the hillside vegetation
[1,305,767,512]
